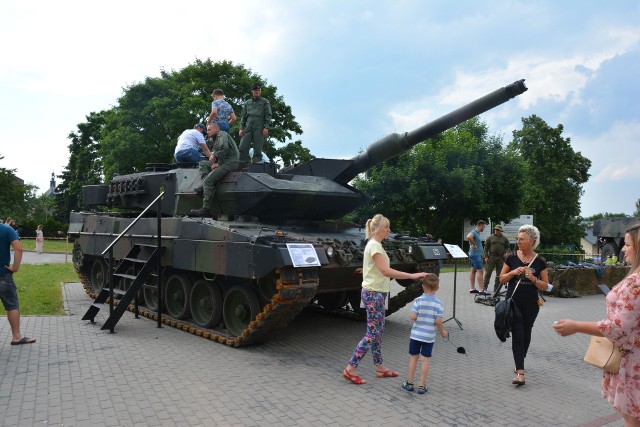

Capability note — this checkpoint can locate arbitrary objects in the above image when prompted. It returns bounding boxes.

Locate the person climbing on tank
[174,123,213,163]
[190,123,240,217]
[238,83,272,164]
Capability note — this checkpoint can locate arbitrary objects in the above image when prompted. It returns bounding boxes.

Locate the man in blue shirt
[0,223,36,345]
[467,220,489,295]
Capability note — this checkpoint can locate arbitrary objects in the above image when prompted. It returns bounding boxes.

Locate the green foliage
[349,118,525,243]
[56,59,308,218]
[634,199,640,217]
[0,154,35,220]
[0,263,76,316]
[509,115,591,247]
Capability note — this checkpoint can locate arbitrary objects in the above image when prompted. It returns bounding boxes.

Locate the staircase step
[124,257,147,264]
[114,273,137,280]
[91,302,110,311]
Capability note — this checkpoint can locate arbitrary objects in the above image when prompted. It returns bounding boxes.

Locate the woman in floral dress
[555,223,640,426]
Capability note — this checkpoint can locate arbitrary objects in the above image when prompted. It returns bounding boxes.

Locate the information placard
[286,243,321,267]
[444,243,468,259]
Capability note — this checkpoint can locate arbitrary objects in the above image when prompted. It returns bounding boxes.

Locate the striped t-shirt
[410,294,444,343]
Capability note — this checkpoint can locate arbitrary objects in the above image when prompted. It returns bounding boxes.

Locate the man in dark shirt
[483,225,511,292]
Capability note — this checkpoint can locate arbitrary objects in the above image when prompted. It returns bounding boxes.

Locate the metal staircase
[81,244,163,331]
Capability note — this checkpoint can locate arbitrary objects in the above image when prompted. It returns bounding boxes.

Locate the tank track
[76,268,319,347]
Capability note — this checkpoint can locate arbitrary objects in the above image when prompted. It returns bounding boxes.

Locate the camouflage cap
[494,225,503,231]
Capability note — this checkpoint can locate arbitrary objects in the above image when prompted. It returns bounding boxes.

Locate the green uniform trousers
[238,126,264,163]
[484,255,505,292]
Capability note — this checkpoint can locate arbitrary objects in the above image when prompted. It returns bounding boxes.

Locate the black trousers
[511,299,539,371]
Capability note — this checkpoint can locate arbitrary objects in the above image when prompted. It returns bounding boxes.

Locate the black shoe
[469,289,479,294]
[189,207,210,217]
[194,186,204,195]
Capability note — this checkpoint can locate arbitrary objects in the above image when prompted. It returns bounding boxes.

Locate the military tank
[69,79,527,346]
[593,216,640,261]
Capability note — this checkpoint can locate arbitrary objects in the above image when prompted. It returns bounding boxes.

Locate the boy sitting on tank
[190,123,240,217]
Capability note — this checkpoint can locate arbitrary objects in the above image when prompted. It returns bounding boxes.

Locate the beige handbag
[583,336,623,373]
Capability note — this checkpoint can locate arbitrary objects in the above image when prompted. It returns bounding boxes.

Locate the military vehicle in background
[69,79,527,346]
[593,216,640,261]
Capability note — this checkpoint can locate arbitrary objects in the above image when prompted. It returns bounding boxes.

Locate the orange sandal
[343,369,366,385]
[376,369,399,378]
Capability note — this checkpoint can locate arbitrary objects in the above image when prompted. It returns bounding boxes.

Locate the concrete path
[0,271,625,426]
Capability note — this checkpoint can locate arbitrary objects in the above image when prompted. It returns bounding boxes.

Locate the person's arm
[553,320,601,337]
[262,100,272,136]
[467,232,476,250]
[239,103,247,136]
[409,311,417,321]
[214,136,231,166]
[484,236,490,259]
[435,317,448,338]
[199,142,212,159]
[229,112,237,126]
[5,240,22,273]
[532,269,550,291]
[372,252,425,280]
[499,260,514,284]
[207,107,218,125]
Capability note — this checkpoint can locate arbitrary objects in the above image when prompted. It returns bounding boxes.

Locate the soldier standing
[190,123,240,217]
[483,225,511,292]
[238,83,272,163]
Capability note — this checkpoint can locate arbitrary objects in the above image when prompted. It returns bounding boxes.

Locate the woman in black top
[499,224,550,386]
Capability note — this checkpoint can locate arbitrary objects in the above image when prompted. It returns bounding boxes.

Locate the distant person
[499,224,549,386]
[190,123,240,217]
[35,225,44,254]
[467,220,488,295]
[484,225,510,292]
[0,222,36,345]
[554,223,640,426]
[174,124,213,163]
[239,83,272,164]
[401,273,448,395]
[342,214,427,385]
[207,88,237,133]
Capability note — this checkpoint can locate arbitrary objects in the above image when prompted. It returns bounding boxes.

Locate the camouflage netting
[547,266,630,297]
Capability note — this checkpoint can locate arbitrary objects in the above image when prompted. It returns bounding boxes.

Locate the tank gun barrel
[335,79,527,183]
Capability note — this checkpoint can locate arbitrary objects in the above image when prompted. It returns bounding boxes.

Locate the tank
[593,216,640,261]
[69,79,528,346]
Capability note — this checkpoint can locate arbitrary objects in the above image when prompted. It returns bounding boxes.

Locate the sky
[0,0,638,218]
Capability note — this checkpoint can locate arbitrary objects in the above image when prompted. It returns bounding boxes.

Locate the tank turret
[90,80,527,221]
[71,79,527,347]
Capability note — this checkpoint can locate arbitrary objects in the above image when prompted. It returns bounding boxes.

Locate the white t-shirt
[174,129,205,154]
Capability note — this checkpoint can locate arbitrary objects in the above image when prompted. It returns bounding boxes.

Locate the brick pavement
[0,272,627,426]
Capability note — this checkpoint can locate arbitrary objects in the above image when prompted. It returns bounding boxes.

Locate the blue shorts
[409,338,434,357]
[0,273,20,311]
[469,254,483,270]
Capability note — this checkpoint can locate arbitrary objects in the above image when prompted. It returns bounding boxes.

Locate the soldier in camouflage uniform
[239,83,272,163]
[483,225,511,292]
[190,123,240,217]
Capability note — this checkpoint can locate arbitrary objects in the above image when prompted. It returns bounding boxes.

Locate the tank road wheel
[223,286,262,337]
[165,274,193,320]
[601,243,617,262]
[256,272,278,303]
[89,258,108,293]
[72,241,84,271]
[190,279,223,328]
[317,291,349,309]
[143,274,164,312]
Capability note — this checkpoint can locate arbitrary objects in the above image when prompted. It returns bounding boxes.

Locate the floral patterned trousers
[348,289,387,368]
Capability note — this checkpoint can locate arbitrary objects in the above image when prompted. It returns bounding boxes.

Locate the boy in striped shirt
[402,273,448,394]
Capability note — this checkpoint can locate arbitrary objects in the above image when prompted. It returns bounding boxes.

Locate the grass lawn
[0,263,77,316]
[18,238,71,254]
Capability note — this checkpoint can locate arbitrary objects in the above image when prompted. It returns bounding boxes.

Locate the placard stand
[442,244,467,330]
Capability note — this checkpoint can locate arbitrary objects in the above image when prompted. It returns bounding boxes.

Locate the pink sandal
[376,369,399,378]
[343,369,366,384]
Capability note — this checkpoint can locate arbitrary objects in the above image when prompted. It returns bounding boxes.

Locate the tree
[57,60,312,219]
[634,199,640,218]
[55,111,106,216]
[509,115,591,247]
[99,59,308,180]
[0,154,34,221]
[349,118,525,244]
[583,212,629,221]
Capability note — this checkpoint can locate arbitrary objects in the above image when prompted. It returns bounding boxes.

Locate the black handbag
[494,254,537,342]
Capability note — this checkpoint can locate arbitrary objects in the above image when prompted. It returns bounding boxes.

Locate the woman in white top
[35,225,44,254]
[342,214,427,385]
